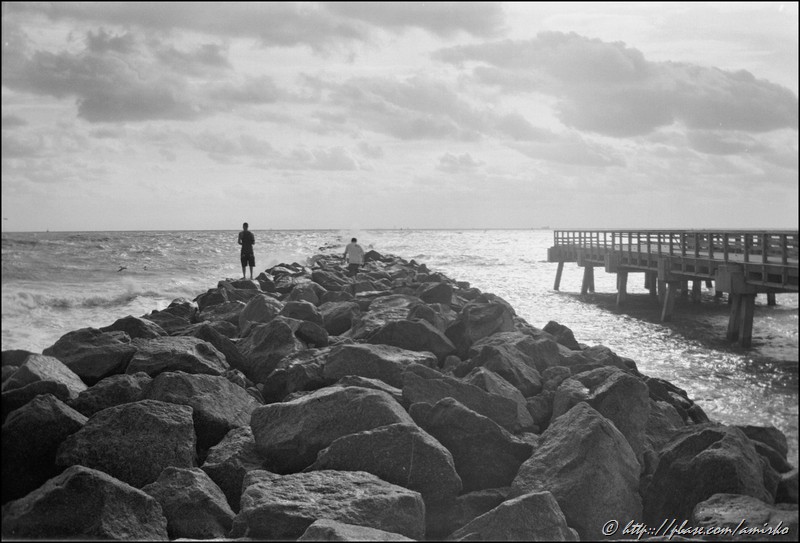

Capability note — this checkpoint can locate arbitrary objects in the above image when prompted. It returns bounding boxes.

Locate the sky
[1,2,798,232]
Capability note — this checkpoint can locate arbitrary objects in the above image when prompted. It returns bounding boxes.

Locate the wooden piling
[616,272,628,306]
[554,261,564,291]
[661,281,678,321]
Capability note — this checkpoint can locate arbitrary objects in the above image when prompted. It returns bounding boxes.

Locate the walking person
[343,237,365,278]
[238,222,255,279]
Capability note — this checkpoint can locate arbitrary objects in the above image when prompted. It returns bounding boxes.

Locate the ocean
[2,229,798,465]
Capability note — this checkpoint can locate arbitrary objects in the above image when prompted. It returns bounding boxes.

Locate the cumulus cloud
[330,75,547,142]
[437,152,483,173]
[509,134,625,167]
[288,146,360,170]
[434,31,799,138]
[324,2,506,37]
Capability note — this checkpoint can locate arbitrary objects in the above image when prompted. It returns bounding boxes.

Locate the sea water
[2,229,797,465]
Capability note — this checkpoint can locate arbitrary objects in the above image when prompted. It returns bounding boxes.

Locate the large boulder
[181,322,249,373]
[555,366,650,464]
[251,386,414,473]
[230,470,425,540]
[319,301,361,335]
[281,300,324,325]
[367,319,456,361]
[542,321,581,351]
[458,343,542,397]
[445,299,516,356]
[1,465,168,540]
[692,493,798,541]
[42,328,137,385]
[410,398,532,492]
[308,422,462,507]
[346,294,422,340]
[238,293,284,332]
[55,399,197,488]
[236,317,306,384]
[446,491,579,541]
[100,314,167,340]
[2,394,87,504]
[126,336,229,377]
[1,354,87,402]
[402,367,533,433]
[67,372,153,417]
[142,467,235,540]
[201,426,265,513]
[416,281,454,305]
[323,343,438,389]
[299,519,414,541]
[144,371,260,451]
[511,402,642,540]
[643,423,780,524]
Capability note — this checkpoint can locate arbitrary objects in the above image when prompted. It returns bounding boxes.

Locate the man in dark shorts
[238,222,255,279]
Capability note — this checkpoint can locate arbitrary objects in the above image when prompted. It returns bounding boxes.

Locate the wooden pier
[548,230,799,347]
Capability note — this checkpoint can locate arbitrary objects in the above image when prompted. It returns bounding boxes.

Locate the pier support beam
[581,266,595,295]
[691,280,702,303]
[661,281,679,322]
[727,293,756,347]
[616,272,628,306]
[645,272,658,298]
[767,292,776,306]
[553,261,564,291]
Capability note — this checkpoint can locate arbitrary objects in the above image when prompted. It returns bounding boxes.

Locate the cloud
[437,152,483,173]
[323,2,506,37]
[330,75,547,142]
[434,31,799,137]
[2,27,204,123]
[509,134,624,167]
[288,146,360,171]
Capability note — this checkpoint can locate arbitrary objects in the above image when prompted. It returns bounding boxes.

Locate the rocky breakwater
[1,251,798,541]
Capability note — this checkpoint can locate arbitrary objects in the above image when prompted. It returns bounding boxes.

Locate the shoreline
[2,251,797,540]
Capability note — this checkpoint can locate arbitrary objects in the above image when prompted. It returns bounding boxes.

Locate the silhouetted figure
[343,237,365,278]
[238,222,255,279]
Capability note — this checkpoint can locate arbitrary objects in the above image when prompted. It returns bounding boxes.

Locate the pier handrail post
[723,232,729,263]
[744,234,750,263]
[668,231,674,256]
[681,232,687,257]
[694,232,700,258]
[708,232,714,260]
[762,233,769,264]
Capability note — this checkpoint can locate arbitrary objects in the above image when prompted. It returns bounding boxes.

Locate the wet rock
[464,367,534,432]
[457,343,543,397]
[56,399,197,488]
[1,465,168,540]
[281,300,324,325]
[180,322,249,374]
[230,470,425,540]
[346,294,422,340]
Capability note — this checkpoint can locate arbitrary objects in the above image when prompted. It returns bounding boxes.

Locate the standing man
[343,237,365,277]
[238,222,255,279]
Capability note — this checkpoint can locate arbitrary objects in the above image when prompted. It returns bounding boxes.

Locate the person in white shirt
[343,237,365,277]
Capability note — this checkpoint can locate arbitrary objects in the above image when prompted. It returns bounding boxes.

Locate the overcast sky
[2,2,798,232]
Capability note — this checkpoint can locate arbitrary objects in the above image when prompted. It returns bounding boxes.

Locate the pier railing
[548,229,799,347]
[553,230,799,264]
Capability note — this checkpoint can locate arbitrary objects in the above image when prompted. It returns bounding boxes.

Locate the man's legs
[249,265,254,280]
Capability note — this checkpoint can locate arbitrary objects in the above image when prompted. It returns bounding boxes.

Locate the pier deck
[548,230,799,347]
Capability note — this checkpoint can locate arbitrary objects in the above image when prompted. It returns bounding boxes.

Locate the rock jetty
[2,251,798,541]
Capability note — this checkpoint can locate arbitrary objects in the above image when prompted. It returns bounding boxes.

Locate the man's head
[351,237,357,243]
[243,222,249,229]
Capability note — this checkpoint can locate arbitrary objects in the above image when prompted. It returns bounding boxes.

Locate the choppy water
[2,229,797,465]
